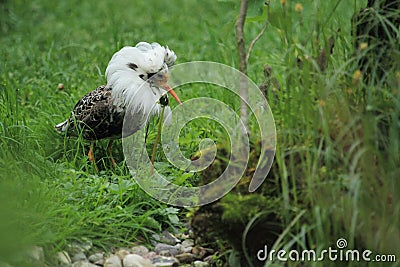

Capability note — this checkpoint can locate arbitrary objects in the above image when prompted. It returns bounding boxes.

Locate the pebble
[161,230,181,245]
[72,252,87,262]
[104,255,122,267]
[130,245,149,256]
[143,251,157,260]
[123,254,154,267]
[19,232,216,267]
[181,246,192,253]
[175,253,194,263]
[154,243,179,256]
[56,251,72,265]
[88,252,104,263]
[27,246,44,262]
[68,238,93,254]
[72,261,98,267]
[181,239,194,248]
[115,248,130,260]
[152,231,180,246]
[151,234,161,246]
[151,256,179,267]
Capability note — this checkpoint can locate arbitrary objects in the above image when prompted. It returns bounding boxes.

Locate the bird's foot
[110,156,117,169]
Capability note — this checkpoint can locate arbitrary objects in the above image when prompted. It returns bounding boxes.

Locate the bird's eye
[127,63,138,70]
[139,74,146,80]
[148,72,156,79]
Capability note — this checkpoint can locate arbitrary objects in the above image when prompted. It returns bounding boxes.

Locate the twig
[236,0,248,74]
[245,1,271,65]
[236,0,249,132]
[150,105,166,175]
[236,0,271,132]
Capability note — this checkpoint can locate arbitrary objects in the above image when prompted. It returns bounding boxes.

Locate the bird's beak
[165,85,182,105]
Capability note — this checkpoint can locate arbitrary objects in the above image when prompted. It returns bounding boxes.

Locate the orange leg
[107,139,117,168]
[88,141,99,172]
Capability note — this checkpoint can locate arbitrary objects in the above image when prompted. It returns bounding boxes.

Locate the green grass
[1,0,399,266]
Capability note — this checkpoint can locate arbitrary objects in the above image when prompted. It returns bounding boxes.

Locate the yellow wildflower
[353,70,362,85]
[295,3,303,12]
[359,42,368,51]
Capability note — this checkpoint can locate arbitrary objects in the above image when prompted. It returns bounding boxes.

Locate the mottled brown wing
[68,85,123,140]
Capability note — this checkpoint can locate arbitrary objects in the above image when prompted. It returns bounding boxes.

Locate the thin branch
[236,0,248,74]
[236,0,249,132]
[245,2,271,65]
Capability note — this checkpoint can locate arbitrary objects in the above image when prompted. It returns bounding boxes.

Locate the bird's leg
[144,123,150,145]
[88,141,99,172]
[107,139,117,168]
[88,141,95,161]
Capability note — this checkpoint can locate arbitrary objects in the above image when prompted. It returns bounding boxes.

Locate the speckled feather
[57,85,120,140]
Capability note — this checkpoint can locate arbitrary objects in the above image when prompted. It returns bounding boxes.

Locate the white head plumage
[105,42,179,123]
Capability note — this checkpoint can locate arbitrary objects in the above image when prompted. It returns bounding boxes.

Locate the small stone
[94,259,104,266]
[80,238,93,251]
[123,254,154,267]
[194,261,210,267]
[143,252,157,260]
[173,243,182,252]
[130,245,149,256]
[151,234,161,246]
[88,253,104,263]
[72,252,87,262]
[181,239,194,248]
[72,260,99,267]
[27,246,45,262]
[151,256,179,267]
[160,231,180,245]
[115,249,130,260]
[68,238,93,254]
[104,255,122,267]
[182,246,192,253]
[56,251,72,265]
[175,253,194,264]
[154,244,179,256]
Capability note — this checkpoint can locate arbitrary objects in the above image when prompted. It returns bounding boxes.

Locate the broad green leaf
[168,214,180,225]
[173,172,194,186]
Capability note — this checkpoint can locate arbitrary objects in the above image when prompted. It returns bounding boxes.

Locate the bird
[55,42,181,170]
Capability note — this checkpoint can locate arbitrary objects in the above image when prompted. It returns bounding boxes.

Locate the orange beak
[165,85,182,105]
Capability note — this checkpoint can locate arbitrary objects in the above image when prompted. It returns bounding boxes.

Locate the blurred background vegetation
[0,0,399,266]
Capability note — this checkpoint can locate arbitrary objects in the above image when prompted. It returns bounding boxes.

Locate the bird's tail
[54,120,69,132]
